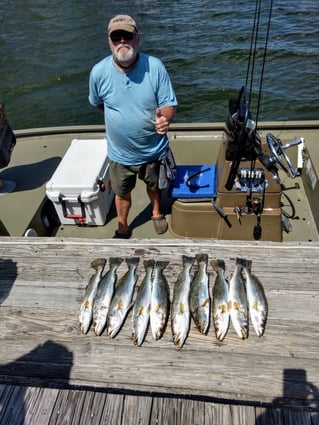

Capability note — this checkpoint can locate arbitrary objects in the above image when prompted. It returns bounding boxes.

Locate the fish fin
[118,298,124,310]
[155,303,161,313]
[138,306,145,316]
[179,302,185,314]
[228,300,240,311]
[221,303,228,313]
[210,259,225,272]
[91,258,106,270]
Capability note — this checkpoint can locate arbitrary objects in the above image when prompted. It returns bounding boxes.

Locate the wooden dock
[0,237,319,424]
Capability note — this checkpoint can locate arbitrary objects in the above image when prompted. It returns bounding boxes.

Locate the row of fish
[78,254,268,348]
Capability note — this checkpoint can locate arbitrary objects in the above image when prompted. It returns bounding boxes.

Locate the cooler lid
[46,139,108,194]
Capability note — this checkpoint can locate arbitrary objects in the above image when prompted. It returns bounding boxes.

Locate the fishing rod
[224,0,274,239]
[225,0,274,187]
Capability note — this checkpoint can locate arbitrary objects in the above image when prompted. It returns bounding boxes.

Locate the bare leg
[146,187,162,218]
[115,193,131,234]
[147,187,168,234]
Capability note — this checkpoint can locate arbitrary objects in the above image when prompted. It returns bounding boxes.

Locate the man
[89,15,178,238]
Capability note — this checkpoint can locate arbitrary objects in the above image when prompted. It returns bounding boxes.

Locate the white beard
[114,44,137,67]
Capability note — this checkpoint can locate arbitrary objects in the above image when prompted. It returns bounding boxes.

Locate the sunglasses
[110,31,136,42]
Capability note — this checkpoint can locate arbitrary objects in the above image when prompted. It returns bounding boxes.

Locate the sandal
[152,215,168,235]
[114,228,132,239]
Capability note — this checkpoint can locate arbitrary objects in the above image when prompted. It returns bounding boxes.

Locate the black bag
[158,147,176,190]
[0,104,16,169]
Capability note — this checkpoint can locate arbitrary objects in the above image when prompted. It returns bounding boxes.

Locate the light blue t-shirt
[89,53,178,165]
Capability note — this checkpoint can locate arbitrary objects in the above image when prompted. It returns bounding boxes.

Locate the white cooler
[46,139,114,226]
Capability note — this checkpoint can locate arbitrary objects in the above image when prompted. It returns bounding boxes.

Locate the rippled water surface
[0,0,318,129]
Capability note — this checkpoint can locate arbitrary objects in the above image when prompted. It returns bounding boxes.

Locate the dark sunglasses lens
[111,32,134,42]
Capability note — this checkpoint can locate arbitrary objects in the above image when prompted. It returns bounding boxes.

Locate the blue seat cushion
[169,164,216,198]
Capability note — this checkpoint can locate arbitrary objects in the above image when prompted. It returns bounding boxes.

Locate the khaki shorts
[109,160,160,196]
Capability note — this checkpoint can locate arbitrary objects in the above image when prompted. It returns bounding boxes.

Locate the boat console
[170,87,302,241]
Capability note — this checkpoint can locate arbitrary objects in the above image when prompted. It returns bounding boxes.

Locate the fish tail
[126,257,140,267]
[210,259,225,272]
[91,258,106,270]
[143,259,155,270]
[196,253,208,265]
[182,255,195,267]
[109,257,124,267]
[155,260,169,271]
[236,257,252,270]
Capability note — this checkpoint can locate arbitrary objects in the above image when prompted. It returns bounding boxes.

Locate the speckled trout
[79,258,106,334]
[132,259,155,346]
[171,255,195,348]
[238,258,268,337]
[107,257,140,338]
[150,260,170,340]
[228,259,248,339]
[93,257,124,336]
[189,253,210,334]
[211,259,230,341]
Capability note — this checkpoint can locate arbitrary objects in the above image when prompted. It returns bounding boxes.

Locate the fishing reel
[257,133,302,183]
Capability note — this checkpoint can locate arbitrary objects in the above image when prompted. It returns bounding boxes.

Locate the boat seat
[169,164,216,200]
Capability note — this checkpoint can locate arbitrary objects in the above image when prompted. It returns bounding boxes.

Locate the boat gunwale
[12,120,319,138]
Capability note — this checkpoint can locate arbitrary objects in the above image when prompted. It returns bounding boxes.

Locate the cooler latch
[59,195,86,223]
[96,178,106,192]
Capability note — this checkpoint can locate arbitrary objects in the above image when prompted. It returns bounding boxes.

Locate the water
[0,0,318,129]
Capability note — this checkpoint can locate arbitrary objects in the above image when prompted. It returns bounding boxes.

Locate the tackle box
[46,139,114,226]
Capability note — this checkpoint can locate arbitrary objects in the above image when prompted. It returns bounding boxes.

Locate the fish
[228,259,249,339]
[238,258,268,336]
[93,257,124,336]
[107,257,140,338]
[171,255,195,348]
[150,260,170,340]
[210,259,230,341]
[132,259,155,346]
[189,253,210,334]
[79,258,106,334]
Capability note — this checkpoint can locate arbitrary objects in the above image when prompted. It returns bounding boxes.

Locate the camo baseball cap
[108,15,138,35]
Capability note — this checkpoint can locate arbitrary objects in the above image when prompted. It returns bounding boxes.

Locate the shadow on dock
[0,258,17,304]
[0,340,73,424]
[256,369,319,424]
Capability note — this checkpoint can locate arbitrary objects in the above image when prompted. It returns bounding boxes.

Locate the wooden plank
[0,238,318,411]
[206,402,233,425]
[230,405,256,425]
[100,393,124,425]
[150,396,180,425]
[0,385,26,425]
[48,388,85,425]
[255,406,284,425]
[25,387,59,425]
[121,394,153,425]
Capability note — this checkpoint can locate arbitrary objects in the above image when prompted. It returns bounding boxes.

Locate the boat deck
[0,122,318,242]
[0,237,319,424]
